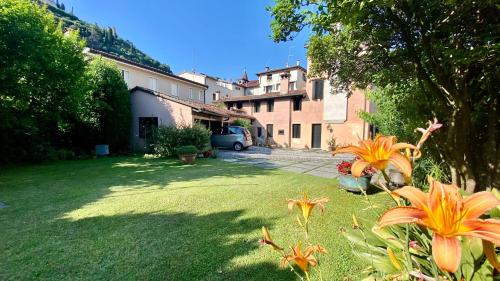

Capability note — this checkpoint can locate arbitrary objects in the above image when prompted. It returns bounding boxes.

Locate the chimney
[265,66,270,72]
[296,60,300,66]
[280,71,290,94]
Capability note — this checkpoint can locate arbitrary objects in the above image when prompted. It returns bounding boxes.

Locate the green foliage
[47,5,172,73]
[269,0,500,191]
[344,217,495,280]
[153,123,211,156]
[76,57,131,152]
[231,118,252,132]
[175,145,198,155]
[0,0,86,163]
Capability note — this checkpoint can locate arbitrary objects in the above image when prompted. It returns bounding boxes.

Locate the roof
[217,90,306,102]
[239,80,259,88]
[86,49,208,89]
[178,71,241,86]
[130,86,254,120]
[256,65,307,76]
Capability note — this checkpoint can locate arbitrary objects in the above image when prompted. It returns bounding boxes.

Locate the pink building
[218,63,375,150]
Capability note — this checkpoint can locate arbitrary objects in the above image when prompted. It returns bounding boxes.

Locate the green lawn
[0,157,389,280]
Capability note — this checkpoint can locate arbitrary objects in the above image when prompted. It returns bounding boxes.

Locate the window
[267,99,274,112]
[254,101,261,112]
[313,80,324,100]
[121,70,129,86]
[275,84,280,91]
[292,124,301,138]
[227,102,233,110]
[171,83,178,96]
[213,92,219,101]
[266,124,273,137]
[148,77,157,91]
[264,85,273,93]
[278,129,284,135]
[189,88,193,99]
[138,117,158,139]
[229,127,243,134]
[302,73,307,81]
[266,74,272,80]
[289,81,296,91]
[293,97,302,111]
[235,86,241,90]
[199,90,203,101]
[257,127,262,137]
[236,102,243,109]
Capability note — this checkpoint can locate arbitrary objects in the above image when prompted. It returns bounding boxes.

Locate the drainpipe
[288,98,292,148]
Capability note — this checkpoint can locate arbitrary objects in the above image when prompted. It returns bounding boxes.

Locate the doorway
[311,124,322,149]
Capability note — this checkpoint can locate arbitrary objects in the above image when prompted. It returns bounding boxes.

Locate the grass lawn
[0,156,390,280]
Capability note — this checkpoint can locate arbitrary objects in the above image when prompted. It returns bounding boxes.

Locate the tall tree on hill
[0,0,86,162]
[269,0,499,192]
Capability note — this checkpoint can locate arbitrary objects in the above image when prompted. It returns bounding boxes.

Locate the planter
[95,144,109,156]
[178,154,197,164]
[338,174,372,193]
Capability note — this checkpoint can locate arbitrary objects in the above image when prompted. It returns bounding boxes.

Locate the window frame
[254,101,261,113]
[138,117,158,139]
[171,83,178,96]
[292,124,301,139]
[148,77,158,91]
[313,80,324,100]
[267,99,274,112]
[266,124,273,137]
[293,97,302,111]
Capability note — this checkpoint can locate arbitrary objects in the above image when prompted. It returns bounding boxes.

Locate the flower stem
[305,271,311,281]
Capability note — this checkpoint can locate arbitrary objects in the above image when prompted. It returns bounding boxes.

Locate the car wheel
[233,142,243,151]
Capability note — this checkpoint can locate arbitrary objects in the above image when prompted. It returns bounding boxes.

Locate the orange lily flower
[288,193,329,223]
[333,135,416,178]
[280,242,327,272]
[259,226,283,251]
[378,178,500,272]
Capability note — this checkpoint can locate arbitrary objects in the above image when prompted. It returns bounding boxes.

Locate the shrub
[175,145,198,155]
[153,123,211,156]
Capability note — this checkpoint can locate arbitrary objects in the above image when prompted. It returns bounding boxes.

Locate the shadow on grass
[0,157,295,280]
[3,209,294,280]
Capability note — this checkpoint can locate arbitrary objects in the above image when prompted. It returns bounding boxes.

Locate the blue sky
[62,0,309,81]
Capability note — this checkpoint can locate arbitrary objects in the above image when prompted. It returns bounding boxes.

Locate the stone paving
[218,146,353,179]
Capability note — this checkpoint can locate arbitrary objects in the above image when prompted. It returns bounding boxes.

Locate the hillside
[47,5,172,73]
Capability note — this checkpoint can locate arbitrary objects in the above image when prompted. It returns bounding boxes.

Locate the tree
[0,0,86,162]
[78,57,131,152]
[269,0,499,192]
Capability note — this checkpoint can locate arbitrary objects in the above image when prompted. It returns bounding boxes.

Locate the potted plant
[176,145,198,164]
[336,159,376,192]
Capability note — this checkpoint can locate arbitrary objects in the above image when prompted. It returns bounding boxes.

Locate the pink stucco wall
[237,85,370,150]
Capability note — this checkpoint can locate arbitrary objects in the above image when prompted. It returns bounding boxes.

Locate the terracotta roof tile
[217,90,306,102]
[130,86,254,120]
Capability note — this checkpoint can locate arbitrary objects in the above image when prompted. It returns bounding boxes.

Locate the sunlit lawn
[0,156,389,280]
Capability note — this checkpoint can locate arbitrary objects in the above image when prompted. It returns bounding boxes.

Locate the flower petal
[390,142,418,152]
[462,191,500,219]
[462,219,500,245]
[378,207,427,228]
[351,160,369,178]
[483,240,500,272]
[432,234,461,273]
[393,186,428,210]
[333,145,366,157]
[388,153,413,177]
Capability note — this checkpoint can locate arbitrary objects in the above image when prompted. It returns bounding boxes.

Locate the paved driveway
[218,146,352,179]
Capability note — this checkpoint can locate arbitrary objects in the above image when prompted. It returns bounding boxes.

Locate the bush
[153,123,211,156]
[175,145,198,155]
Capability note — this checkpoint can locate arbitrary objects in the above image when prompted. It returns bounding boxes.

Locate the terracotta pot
[178,154,197,164]
[338,174,372,193]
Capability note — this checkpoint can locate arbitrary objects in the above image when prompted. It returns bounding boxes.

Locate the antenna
[286,45,295,67]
